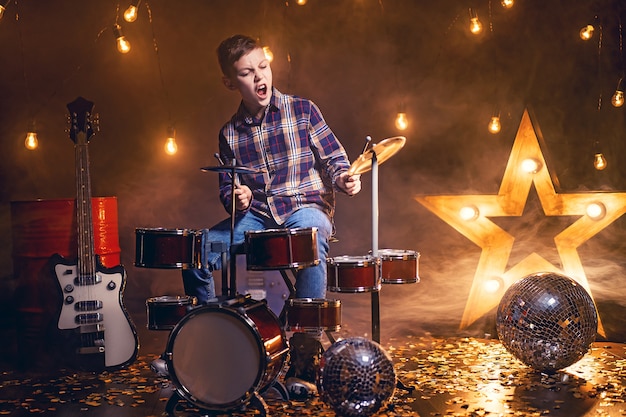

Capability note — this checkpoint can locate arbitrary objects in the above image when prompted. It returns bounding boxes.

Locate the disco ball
[496,272,598,373]
[319,337,396,417]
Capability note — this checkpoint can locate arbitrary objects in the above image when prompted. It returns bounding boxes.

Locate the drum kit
[134,136,419,416]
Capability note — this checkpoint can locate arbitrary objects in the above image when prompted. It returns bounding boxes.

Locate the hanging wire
[145,1,172,124]
[596,17,603,111]
[15,0,33,122]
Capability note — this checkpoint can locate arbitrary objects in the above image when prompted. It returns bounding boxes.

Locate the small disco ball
[319,337,396,417]
[496,271,598,373]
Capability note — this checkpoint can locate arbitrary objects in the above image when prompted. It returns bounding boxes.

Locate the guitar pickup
[79,323,105,334]
[75,313,104,325]
[74,274,102,286]
[74,300,103,311]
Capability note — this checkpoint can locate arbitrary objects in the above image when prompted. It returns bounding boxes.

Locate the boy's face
[223,47,273,118]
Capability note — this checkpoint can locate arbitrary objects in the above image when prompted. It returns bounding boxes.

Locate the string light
[500,0,514,9]
[469,8,483,35]
[164,126,177,155]
[394,112,408,130]
[580,24,594,40]
[263,46,274,62]
[24,121,38,150]
[123,1,140,23]
[488,115,501,134]
[113,23,131,53]
[611,79,624,107]
[594,152,607,170]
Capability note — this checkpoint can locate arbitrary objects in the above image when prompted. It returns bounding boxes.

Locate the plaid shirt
[218,88,351,225]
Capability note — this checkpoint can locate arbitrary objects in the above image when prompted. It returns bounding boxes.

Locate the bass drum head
[166,306,263,410]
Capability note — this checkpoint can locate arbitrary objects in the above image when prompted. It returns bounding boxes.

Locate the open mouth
[257,84,268,98]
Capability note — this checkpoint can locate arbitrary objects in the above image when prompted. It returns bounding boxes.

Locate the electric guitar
[51,96,138,371]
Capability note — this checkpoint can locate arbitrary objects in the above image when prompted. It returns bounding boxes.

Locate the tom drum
[245,227,319,270]
[327,255,381,293]
[284,298,341,332]
[135,228,201,269]
[378,249,420,284]
[146,295,197,331]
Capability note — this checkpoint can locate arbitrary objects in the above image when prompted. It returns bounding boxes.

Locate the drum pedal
[150,357,169,377]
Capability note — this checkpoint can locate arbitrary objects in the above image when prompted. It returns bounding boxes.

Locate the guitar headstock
[67,96,97,144]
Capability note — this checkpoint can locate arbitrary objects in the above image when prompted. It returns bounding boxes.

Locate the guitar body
[52,253,138,370]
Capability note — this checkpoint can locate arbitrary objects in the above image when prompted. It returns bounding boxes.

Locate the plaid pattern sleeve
[217,88,351,224]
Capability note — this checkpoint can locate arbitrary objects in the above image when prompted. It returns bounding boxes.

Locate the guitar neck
[75,138,96,280]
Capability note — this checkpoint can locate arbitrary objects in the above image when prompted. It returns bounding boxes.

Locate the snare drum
[164,298,288,412]
[327,255,381,293]
[378,249,420,284]
[146,295,197,330]
[245,227,319,270]
[135,228,201,269]
[285,298,341,332]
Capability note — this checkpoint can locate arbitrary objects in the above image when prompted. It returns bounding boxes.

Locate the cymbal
[200,165,264,174]
[347,136,406,175]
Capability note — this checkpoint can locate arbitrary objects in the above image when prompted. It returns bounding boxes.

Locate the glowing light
[501,0,514,8]
[586,202,606,220]
[521,158,541,173]
[113,24,131,54]
[580,25,594,40]
[123,4,139,23]
[263,46,274,62]
[593,153,607,170]
[459,205,479,221]
[296,0,307,4]
[483,278,502,294]
[394,112,408,130]
[469,9,483,35]
[0,5,6,21]
[24,131,38,150]
[488,116,501,134]
[611,90,624,107]
[164,127,177,155]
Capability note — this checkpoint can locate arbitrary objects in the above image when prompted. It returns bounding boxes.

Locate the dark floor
[1,294,625,417]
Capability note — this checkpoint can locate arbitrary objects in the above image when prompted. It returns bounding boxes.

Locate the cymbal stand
[371,152,381,343]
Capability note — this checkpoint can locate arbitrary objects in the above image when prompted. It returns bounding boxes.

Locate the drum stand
[165,391,269,417]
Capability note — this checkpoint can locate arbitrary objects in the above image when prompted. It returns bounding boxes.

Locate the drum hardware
[163,296,288,415]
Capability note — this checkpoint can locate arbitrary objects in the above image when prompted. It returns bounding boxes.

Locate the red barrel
[10,197,121,368]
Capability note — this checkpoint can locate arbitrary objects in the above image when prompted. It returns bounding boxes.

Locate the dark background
[1,0,625,343]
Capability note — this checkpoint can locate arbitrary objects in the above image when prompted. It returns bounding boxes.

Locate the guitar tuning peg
[92,113,101,132]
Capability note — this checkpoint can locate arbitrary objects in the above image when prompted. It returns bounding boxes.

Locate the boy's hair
[217,34,259,77]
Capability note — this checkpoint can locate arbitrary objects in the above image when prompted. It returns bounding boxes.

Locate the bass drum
[164,298,288,412]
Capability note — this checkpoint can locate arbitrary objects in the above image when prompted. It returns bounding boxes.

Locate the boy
[182,34,361,397]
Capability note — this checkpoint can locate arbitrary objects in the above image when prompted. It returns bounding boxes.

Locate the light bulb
[521,158,541,173]
[594,153,607,170]
[611,90,624,107]
[263,46,274,62]
[586,202,606,220]
[580,25,594,40]
[0,5,6,21]
[394,112,408,130]
[488,116,501,134]
[165,127,177,155]
[470,17,483,34]
[459,205,479,221]
[296,0,307,4]
[113,24,131,54]
[501,0,514,8]
[123,4,138,23]
[25,131,38,150]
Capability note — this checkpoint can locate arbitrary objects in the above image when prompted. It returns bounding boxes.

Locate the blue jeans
[182,207,332,304]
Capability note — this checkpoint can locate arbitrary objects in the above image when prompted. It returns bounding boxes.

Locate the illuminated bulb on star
[25,131,38,150]
[123,4,138,22]
[165,127,178,155]
[580,25,594,40]
[459,205,479,221]
[586,202,606,220]
[395,112,408,130]
[488,116,501,134]
[113,24,131,54]
[263,46,274,62]
[501,0,514,8]
[521,158,541,173]
[483,278,503,294]
[594,153,607,170]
